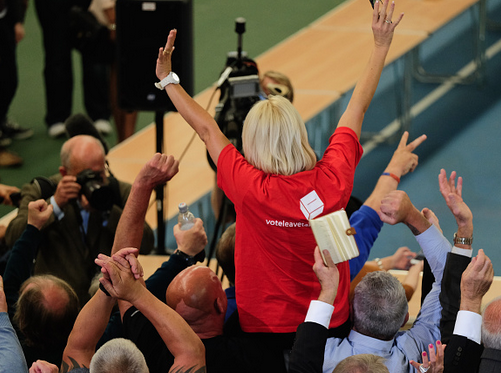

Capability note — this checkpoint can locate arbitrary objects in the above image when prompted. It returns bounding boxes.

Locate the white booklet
[309,209,360,264]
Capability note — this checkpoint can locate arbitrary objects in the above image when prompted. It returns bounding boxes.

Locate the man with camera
[4,135,154,304]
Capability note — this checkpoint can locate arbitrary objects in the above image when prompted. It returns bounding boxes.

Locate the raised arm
[3,200,53,319]
[98,258,206,373]
[379,190,431,235]
[348,131,425,277]
[289,248,339,373]
[156,29,230,165]
[437,169,474,342]
[364,131,426,210]
[60,290,116,373]
[111,153,179,256]
[438,169,473,248]
[337,1,404,138]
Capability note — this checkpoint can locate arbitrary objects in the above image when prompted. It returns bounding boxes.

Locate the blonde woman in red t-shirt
[154,0,404,358]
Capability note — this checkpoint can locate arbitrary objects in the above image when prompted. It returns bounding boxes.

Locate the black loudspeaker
[116,0,193,111]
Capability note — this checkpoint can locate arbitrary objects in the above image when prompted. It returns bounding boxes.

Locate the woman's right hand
[156,29,177,80]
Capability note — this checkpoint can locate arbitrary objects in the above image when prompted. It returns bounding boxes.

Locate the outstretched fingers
[406,134,427,152]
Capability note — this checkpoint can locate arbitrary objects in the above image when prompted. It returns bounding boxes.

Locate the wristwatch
[173,248,206,266]
[155,71,180,90]
[453,232,473,245]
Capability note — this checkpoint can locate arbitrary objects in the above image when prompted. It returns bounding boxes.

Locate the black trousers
[0,16,18,124]
[34,0,107,125]
[34,0,75,126]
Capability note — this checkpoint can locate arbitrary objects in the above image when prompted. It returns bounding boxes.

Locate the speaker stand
[155,111,167,254]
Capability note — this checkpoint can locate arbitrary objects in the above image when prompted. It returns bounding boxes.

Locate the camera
[207,18,263,171]
[76,169,114,211]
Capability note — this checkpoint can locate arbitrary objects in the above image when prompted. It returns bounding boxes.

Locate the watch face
[171,72,180,83]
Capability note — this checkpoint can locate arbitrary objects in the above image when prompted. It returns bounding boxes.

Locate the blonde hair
[261,70,294,102]
[333,354,389,373]
[242,95,316,175]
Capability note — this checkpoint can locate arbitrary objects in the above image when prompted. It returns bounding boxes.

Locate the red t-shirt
[217,127,363,333]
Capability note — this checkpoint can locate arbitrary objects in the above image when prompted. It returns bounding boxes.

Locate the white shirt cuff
[451,246,473,258]
[304,300,334,329]
[453,310,482,344]
[50,195,65,220]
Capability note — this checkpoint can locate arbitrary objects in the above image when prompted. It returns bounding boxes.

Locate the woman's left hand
[410,340,446,373]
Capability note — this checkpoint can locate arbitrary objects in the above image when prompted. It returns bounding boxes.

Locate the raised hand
[313,247,339,305]
[410,340,446,373]
[372,0,404,49]
[96,247,142,281]
[460,249,494,313]
[385,131,427,178]
[379,190,431,235]
[112,247,143,279]
[422,207,443,234]
[379,190,417,225]
[156,29,177,81]
[438,169,472,228]
[135,153,179,190]
[27,199,54,230]
[173,218,208,257]
[95,255,143,303]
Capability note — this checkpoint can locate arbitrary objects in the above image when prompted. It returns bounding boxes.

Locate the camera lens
[83,182,114,211]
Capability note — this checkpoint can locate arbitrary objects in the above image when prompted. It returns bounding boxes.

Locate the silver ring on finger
[385,19,392,23]
[419,365,430,373]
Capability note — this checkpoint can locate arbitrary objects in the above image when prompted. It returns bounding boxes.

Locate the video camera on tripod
[207,17,263,171]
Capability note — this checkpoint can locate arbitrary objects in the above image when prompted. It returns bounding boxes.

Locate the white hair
[90,338,149,373]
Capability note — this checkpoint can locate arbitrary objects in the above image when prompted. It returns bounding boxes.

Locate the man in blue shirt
[290,180,474,373]
[0,275,27,373]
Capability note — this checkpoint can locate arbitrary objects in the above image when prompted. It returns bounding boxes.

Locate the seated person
[4,134,154,303]
[3,199,80,366]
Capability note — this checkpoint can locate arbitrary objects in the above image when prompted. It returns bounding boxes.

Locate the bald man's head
[166,266,227,338]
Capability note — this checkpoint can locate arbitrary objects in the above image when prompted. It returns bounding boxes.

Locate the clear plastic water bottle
[178,202,195,231]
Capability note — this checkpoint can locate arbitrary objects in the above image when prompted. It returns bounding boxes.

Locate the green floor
[1,0,343,217]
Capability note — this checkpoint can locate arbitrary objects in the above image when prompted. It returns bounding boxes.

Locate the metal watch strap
[453,232,473,245]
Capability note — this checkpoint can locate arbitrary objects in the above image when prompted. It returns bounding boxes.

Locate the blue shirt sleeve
[348,205,383,280]
[0,312,28,373]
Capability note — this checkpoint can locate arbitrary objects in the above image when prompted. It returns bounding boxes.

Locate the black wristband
[173,249,205,266]
[99,282,111,297]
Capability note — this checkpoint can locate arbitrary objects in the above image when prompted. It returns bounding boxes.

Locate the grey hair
[352,271,408,340]
[482,296,501,349]
[333,354,389,373]
[90,338,149,373]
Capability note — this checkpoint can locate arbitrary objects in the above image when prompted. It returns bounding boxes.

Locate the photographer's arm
[337,1,403,139]
[156,30,230,166]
